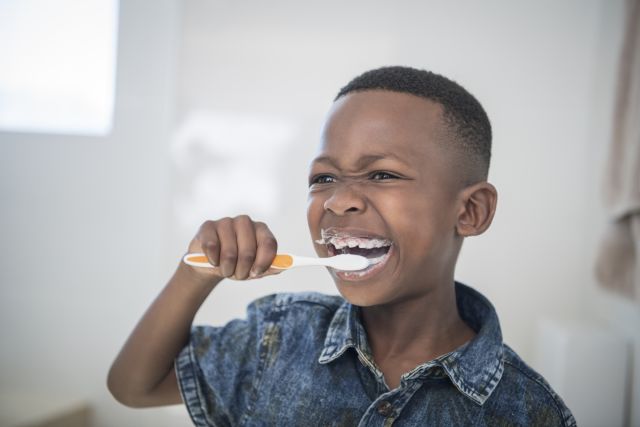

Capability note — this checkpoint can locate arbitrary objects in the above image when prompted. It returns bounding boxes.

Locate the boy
[108,66,576,426]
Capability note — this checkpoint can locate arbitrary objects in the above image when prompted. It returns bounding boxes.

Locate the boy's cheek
[306,194,328,221]
[311,241,329,257]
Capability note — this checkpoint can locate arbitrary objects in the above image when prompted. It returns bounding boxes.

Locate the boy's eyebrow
[311,153,410,168]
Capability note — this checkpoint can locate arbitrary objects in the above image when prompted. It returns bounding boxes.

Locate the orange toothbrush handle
[184,252,294,269]
[271,254,294,269]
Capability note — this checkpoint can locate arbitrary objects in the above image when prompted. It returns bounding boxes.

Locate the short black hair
[335,66,492,182]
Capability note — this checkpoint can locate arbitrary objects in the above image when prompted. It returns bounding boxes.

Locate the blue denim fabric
[176,282,576,426]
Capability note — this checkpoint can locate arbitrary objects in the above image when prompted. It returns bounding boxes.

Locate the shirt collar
[318,282,504,406]
[318,297,360,364]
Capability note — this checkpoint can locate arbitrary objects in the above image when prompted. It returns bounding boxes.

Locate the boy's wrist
[172,262,222,295]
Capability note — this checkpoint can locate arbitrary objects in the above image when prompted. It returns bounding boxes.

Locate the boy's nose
[323,184,366,215]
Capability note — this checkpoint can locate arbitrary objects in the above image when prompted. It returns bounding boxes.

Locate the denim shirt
[176,282,576,426]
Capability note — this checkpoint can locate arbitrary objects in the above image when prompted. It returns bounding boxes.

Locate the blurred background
[1,0,638,426]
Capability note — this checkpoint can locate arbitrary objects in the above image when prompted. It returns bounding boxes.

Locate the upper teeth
[327,237,391,250]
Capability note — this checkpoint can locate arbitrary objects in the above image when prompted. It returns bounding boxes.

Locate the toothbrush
[182,253,370,271]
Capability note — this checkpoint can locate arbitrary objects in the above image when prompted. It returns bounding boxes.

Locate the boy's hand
[186,215,280,281]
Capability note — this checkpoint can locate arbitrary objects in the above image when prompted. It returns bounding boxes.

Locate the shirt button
[377,401,394,417]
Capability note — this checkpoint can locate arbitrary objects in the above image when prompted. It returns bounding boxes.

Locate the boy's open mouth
[316,228,394,280]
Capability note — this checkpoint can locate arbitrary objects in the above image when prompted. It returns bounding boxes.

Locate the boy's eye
[370,171,398,180]
[310,175,336,185]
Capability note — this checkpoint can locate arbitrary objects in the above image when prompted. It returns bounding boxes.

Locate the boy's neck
[360,282,475,369]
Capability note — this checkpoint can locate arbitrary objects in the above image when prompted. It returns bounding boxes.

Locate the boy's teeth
[330,237,391,250]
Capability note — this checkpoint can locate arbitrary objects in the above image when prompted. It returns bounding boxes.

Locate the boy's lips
[315,227,394,281]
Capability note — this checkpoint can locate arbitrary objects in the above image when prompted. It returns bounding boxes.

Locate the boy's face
[307,90,464,307]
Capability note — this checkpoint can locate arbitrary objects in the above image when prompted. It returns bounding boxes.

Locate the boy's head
[335,66,492,186]
[307,66,497,306]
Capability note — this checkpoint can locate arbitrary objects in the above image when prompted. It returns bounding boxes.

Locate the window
[0,0,118,135]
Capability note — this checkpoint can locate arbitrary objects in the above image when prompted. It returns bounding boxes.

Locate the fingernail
[249,269,258,278]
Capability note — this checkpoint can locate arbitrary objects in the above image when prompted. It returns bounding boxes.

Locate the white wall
[0,1,187,425]
[0,1,633,426]
[585,2,640,424]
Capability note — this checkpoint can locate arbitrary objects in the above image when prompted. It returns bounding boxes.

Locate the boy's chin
[333,281,389,307]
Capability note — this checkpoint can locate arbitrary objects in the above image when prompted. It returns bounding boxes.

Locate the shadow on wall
[171,111,298,236]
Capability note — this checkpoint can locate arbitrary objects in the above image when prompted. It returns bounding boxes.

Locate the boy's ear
[456,182,498,237]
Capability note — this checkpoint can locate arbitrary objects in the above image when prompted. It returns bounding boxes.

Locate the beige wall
[0,1,634,426]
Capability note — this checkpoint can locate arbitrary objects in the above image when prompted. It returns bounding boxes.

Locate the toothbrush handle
[183,253,300,269]
[182,253,215,268]
[282,255,321,267]
[183,252,365,272]
[269,254,325,269]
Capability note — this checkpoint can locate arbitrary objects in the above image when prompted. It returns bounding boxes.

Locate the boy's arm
[107,217,278,407]
[107,263,219,407]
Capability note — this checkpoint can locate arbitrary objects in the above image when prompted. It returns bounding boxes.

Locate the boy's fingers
[194,220,221,267]
[216,218,238,278]
[252,222,278,277]
[232,215,257,280]
[201,231,221,267]
[189,218,280,281]
[198,221,220,267]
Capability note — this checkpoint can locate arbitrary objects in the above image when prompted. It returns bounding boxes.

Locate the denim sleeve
[175,295,274,427]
